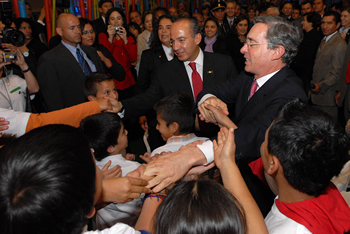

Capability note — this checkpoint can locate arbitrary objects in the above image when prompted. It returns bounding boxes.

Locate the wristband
[144,192,167,202]
[21,67,30,73]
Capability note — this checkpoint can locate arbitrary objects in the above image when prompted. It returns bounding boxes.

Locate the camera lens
[8,30,25,47]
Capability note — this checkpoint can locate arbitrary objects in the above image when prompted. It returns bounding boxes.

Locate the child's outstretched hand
[213,127,237,170]
[102,160,122,179]
[204,103,238,129]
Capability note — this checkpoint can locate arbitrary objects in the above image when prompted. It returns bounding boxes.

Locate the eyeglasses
[82,30,95,35]
[169,37,189,46]
[244,39,272,49]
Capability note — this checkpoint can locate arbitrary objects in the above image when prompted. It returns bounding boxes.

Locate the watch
[23,51,29,57]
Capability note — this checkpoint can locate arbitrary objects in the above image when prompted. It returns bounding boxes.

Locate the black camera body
[0,27,25,47]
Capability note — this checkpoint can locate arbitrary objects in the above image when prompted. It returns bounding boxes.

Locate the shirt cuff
[198,94,216,106]
[197,140,214,165]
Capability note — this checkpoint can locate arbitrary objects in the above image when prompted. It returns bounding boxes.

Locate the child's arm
[214,127,268,234]
[204,103,238,129]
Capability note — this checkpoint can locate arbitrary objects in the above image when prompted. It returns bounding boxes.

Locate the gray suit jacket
[311,33,347,106]
[37,43,106,111]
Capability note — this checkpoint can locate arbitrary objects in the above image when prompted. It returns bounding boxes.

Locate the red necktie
[189,62,203,101]
[248,79,258,100]
[346,61,350,84]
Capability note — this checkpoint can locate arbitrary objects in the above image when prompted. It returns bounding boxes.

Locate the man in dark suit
[93,0,113,37]
[142,16,307,196]
[121,18,237,120]
[37,13,105,111]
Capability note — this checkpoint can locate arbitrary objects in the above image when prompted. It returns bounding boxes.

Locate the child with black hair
[150,93,208,157]
[205,99,350,234]
[80,112,142,229]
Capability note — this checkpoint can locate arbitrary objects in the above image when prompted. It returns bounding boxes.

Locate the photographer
[0,47,39,112]
[0,18,38,76]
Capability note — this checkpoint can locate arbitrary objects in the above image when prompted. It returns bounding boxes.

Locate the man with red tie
[121,18,237,124]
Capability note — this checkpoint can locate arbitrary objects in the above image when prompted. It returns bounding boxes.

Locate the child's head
[0,125,99,234]
[80,112,127,160]
[84,72,118,101]
[154,179,246,234]
[261,99,350,197]
[154,93,194,141]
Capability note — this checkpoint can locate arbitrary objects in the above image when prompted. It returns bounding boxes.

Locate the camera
[113,27,121,33]
[3,52,17,62]
[0,27,25,47]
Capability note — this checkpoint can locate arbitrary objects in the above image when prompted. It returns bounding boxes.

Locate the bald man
[37,13,106,111]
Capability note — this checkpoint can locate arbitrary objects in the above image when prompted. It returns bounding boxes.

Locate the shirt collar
[255,70,280,89]
[162,44,174,61]
[167,133,197,143]
[61,40,81,54]
[184,49,204,67]
[324,31,338,42]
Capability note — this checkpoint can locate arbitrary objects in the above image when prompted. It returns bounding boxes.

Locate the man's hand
[101,176,150,204]
[143,145,207,192]
[335,91,341,106]
[311,82,320,94]
[101,160,122,179]
[139,116,148,131]
[198,97,229,124]
[213,127,237,170]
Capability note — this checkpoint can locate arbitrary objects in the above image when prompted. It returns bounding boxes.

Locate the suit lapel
[202,52,215,89]
[316,34,339,59]
[57,43,85,80]
[173,57,195,99]
[236,67,289,122]
[156,48,168,63]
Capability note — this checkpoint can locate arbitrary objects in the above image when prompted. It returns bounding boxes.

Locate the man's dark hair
[80,112,122,161]
[154,93,195,135]
[152,7,170,26]
[98,0,113,8]
[268,99,350,197]
[84,72,115,98]
[149,14,176,51]
[24,1,31,7]
[174,17,201,37]
[305,12,322,28]
[323,11,341,24]
[155,179,247,234]
[0,125,95,234]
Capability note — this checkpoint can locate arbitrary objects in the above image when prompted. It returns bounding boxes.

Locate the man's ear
[195,33,202,45]
[56,27,62,37]
[88,95,97,101]
[266,155,280,175]
[272,45,285,61]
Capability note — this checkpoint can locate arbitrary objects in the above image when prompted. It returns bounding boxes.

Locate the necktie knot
[189,62,196,71]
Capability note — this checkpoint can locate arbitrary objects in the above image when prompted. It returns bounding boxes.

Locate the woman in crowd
[79,18,125,82]
[340,6,350,44]
[136,10,153,73]
[200,17,228,55]
[291,12,322,92]
[14,18,47,61]
[247,7,256,27]
[226,14,249,74]
[201,3,211,20]
[99,7,137,100]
